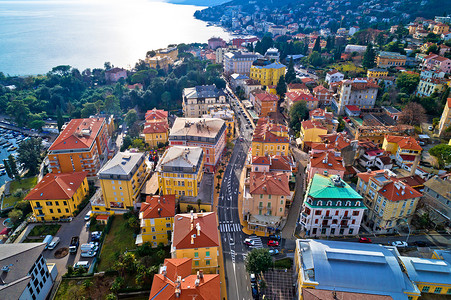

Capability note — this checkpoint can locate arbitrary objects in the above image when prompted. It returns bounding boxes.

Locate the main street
[219,87,255,300]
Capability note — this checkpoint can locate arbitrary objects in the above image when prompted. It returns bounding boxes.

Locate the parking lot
[42,204,94,279]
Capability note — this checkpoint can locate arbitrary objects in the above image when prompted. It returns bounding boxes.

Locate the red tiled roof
[252,155,292,172]
[25,172,87,201]
[140,195,176,219]
[327,70,340,75]
[287,83,308,90]
[96,215,109,220]
[254,92,278,102]
[172,212,219,250]
[249,172,291,196]
[149,258,220,300]
[379,179,422,201]
[286,91,318,103]
[143,121,169,134]
[309,152,346,171]
[252,118,289,144]
[385,135,422,151]
[145,108,168,121]
[49,118,105,151]
[345,105,360,112]
[301,120,327,130]
[312,85,330,94]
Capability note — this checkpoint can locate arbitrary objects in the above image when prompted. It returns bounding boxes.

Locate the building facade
[25,172,89,221]
[325,70,344,85]
[332,78,379,115]
[223,51,261,75]
[182,85,226,118]
[438,98,451,136]
[376,51,407,67]
[250,90,278,117]
[157,146,204,198]
[249,60,286,86]
[251,118,290,156]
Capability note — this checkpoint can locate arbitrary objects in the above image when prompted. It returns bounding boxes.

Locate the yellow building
[146,47,178,70]
[400,251,451,297]
[171,212,220,274]
[356,170,422,233]
[143,121,169,148]
[94,151,150,214]
[25,172,89,221]
[136,195,175,247]
[252,118,290,156]
[299,120,328,151]
[433,23,450,35]
[250,60,286,86]
[157,146,204,198]
[438,98,451,136]
[382,135,422,167]
[376,51,407,68]
[367,68,389,78]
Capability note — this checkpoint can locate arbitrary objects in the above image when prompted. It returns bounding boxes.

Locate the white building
[223,51,262,75]
[332,78,379,115]
[299,174,366,237]
[182,85,226,118]
[325,70,344,85]
[0,243,58,300]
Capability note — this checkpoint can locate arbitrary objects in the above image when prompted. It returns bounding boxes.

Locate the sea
[0,0,232,75]
[0,128,23,187]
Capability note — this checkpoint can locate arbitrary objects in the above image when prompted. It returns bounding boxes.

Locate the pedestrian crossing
[219,222,242,232]
[248,236,263,249]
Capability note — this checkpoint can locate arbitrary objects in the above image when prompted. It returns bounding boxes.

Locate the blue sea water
[0,0,231,75]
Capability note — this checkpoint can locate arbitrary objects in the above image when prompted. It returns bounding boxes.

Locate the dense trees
[398,102,427,126]
[362,43,376,69]
[289,101,308,132]
[396,73,420,94]
[429,144,451,168]
[17,137,43,176]
[245,248,272,275]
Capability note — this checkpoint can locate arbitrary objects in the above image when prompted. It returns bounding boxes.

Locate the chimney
[410,155,420,176]
[196,223,201,236]
[158,208,161,217]
[199,270,203,279]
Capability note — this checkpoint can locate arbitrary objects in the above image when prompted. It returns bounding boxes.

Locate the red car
[267,240,279,247]
[359,237,372,243]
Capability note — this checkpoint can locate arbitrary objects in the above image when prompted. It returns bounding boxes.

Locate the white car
[84,211,92,221]
[428,126,433,131]
[81,250,97,258]
[392,241,408,248]
[243,238,255,246]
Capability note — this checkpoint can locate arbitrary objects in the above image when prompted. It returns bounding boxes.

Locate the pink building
[105,68,127,82]
[422,54,451,73]
[208,37,226,50]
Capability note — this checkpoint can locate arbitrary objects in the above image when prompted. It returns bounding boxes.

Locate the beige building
[243,171,292,234]
[223,51,262,75]
[332,78,379,115]
[182,85,226,118]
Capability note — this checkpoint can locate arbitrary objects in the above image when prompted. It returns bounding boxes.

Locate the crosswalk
[219,222,242,232]
[248,236,263,249]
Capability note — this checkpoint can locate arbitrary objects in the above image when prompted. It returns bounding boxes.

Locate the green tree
[245,248,272,275]
[125,109,138,127]
[312,36,321,52]
[7,154,19,180]
[131,138,144,149]
[396,73,420,94]
[8,209,23,224]
[276,75,287,99]
[81,103,97,118]
[308,51,322,67]
[285,59,296,84]
[289,101,308,132]
[6,99,30,127]
[426,44,439,55]
[429,144,451,168]
[362,42,376,69]
[104,95,121,115]
[29,120,45,131]
[17,137,42,176]
[121,135,132,151]
[57,106,64,132]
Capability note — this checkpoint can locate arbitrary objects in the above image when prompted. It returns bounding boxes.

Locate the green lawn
[2,177,38,209]
[29,224,61,236]
[97,216,137,272]
[55,277,114,300]
[332,62,365,73]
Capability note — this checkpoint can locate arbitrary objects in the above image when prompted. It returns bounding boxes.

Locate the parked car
[43,235,53,250]
[392,241,408,248]
[412,241,430,247]
[267,240,279,247]
[244,238,255,247]
[84,211,92,221]
[73,261,90,269]
[81,250,97,258]
[428,125,433,131]
[269,249,279,256]
[359,237,372,243]
[91,231,102,241]
[269,235,281,241]
[252,286,259,299]
[47,237,61,250]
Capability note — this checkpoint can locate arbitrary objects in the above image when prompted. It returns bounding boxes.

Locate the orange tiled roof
[249,171,290,196]
[252,118,289,144]
[140,195,175,219]
[287,83,308,90]
[319,133,352,150]
[309,152,346,171]
[172,212,219,250]
[252,155,292,172]
[379,179,422,201]
[313,85,330,94]
[254,91,278,102]
[49,118,105,151]
[143,121,169,134]
[447,98,451,108]
[25,172,88,201]
[145,108,168,121]
[384,135,422,151]
[149,258,220,300]
[286,91,319,103]
[301,120,327,130]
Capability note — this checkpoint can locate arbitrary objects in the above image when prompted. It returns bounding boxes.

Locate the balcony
[301,212,309,218]
[342,216,351,220]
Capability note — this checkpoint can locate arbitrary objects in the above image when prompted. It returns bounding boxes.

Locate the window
[206,251,210,257]
[327,201,332,206]
[434,287,442,294]
[317,201,322,206]
[46,202,52,206]
[63,201,67,206]
[194,252,199,258]
[345,201,351,206]
[194,261,199,266]
[280,200,283,205]
[447,288,451,294]
[349,229,353,235]
[49,209,53,213]
[315,219,319,224]
[382,200,386,207]
[352,211,359,216]
[55,201,59,206]
[422,286,430,293]
[65,209,69,213]
[315,211,321,215]
[166,223,171,228]
[57,209,61,213]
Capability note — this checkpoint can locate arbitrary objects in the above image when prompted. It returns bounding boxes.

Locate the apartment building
[171,212,220,274]
[169,118,226,173]
[250,90,278,117]
[331,78,379,115]
[251,118,290,157]
[382,135,422,169]
[243,171,291,234]
[149,258,220,299]
[299,120,328,151]
[0,243,58,300]
[47,117,110,177]
[421,54,451,73]
[249,59,286,86]
[136,195,175,247]
[157,146,204,198]
[367,68,389,78]
[312,85,333,106]
[356,170,422,233]
[145,108,168,123]
[143,122,169,148]
[223,51,261,75]
[203,107,235,140]
[325,70,344,85]
[306,152,346,184]
[25,172,88,221]
[376,51,407,68]
[439,98,451,136]
[285,91,319,111]
[95,152,149,214]
[182,85,226,118]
